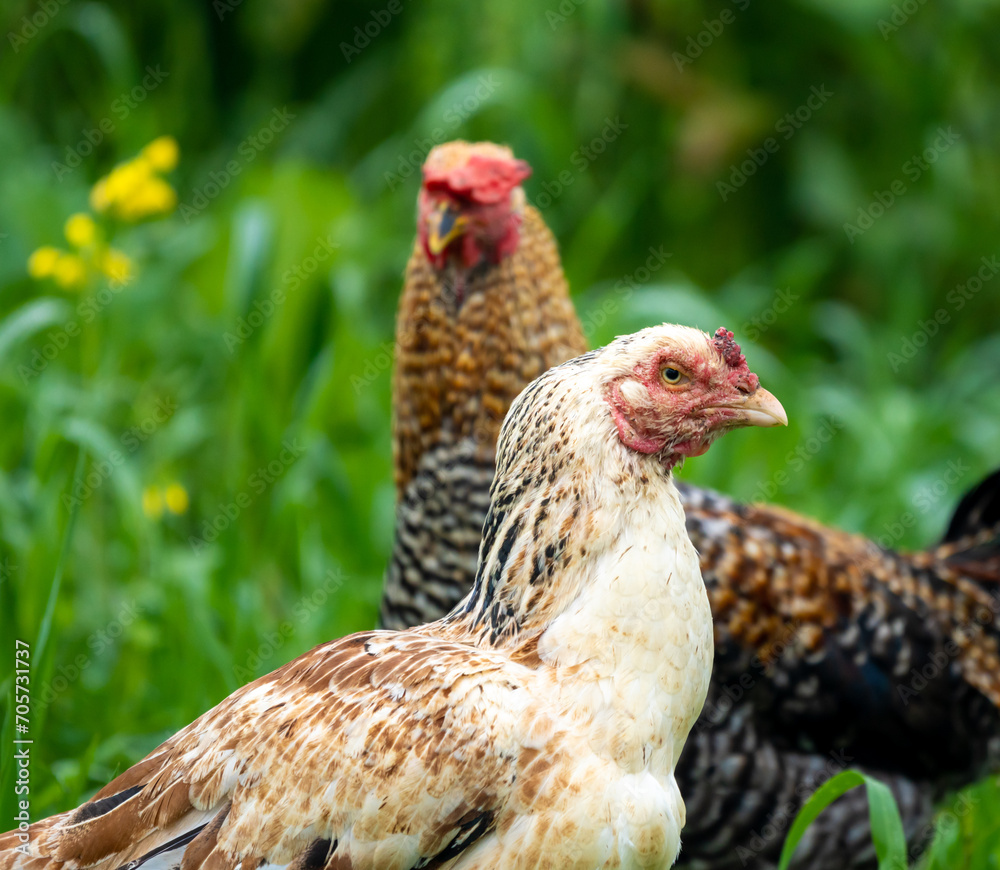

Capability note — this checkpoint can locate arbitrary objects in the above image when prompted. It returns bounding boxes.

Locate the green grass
[779,771,908,869]
[1,0,999,865]
[781,772,1000,869]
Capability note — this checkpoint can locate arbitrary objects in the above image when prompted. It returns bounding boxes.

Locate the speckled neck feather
[392,206,587,496]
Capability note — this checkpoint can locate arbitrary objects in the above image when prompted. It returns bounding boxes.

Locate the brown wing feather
[1,631,534,870]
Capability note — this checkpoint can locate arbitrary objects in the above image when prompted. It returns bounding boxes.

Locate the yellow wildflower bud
[52,253,87,289]
[90,179,110,213]
[27,246,61,279]
[142,136,179,172]
[105,160,148,206]
[130,177,177,220]
[90,142,178,220]
[101,248,133,285]
[164,483,189,515]
[64,213,97,248]
[142,486,164,519]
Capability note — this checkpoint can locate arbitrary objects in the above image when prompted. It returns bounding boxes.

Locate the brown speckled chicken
[0,325,786,870]
[383,141,586,626]
[378,141,1000,869]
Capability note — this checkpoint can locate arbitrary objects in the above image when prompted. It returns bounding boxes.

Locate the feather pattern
[3,324,769,870]
[378,141,1000,869]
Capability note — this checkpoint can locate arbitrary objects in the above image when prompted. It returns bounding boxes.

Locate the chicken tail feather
[935,465,1000,583]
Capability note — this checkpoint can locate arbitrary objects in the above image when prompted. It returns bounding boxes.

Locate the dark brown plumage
[379,140,1000,869]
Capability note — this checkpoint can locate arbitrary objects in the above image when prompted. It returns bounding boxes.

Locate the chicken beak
[712,388,788,428]
[427,202,467,256]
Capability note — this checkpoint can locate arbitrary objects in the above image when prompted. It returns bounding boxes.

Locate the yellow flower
[52,253,87,289]
[100,248,133,284]
[119,177,177,221]
[89,178,110,213]
[27,246,61,279]
[164,482,189,515]
[142,136,179,172]
[95,159,151,214]
[142,485,164,519]
[91,156,177,222]
[92,160,142,215]
[64,213,97,248]
[89,138,179,222]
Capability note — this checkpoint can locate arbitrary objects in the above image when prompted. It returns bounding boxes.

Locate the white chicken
[0,324,784,870]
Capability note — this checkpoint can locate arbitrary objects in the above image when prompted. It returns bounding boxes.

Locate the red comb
[423,154,532,204]
[713,328,746,369]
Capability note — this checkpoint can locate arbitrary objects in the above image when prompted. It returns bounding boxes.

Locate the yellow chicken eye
[661,366,686,385]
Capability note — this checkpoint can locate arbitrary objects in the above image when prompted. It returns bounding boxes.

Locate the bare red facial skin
[608,382,667,455]
[418,154,531,269]
[606,347,709,457]
[607,329,763,465]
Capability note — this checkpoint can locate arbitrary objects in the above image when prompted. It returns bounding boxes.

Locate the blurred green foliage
[1,0,999,863]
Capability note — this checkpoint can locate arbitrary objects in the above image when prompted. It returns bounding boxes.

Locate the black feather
[413,811,496,869]
[942,466,1000,543]
[71,785,144,824]
[118,826,205,870]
